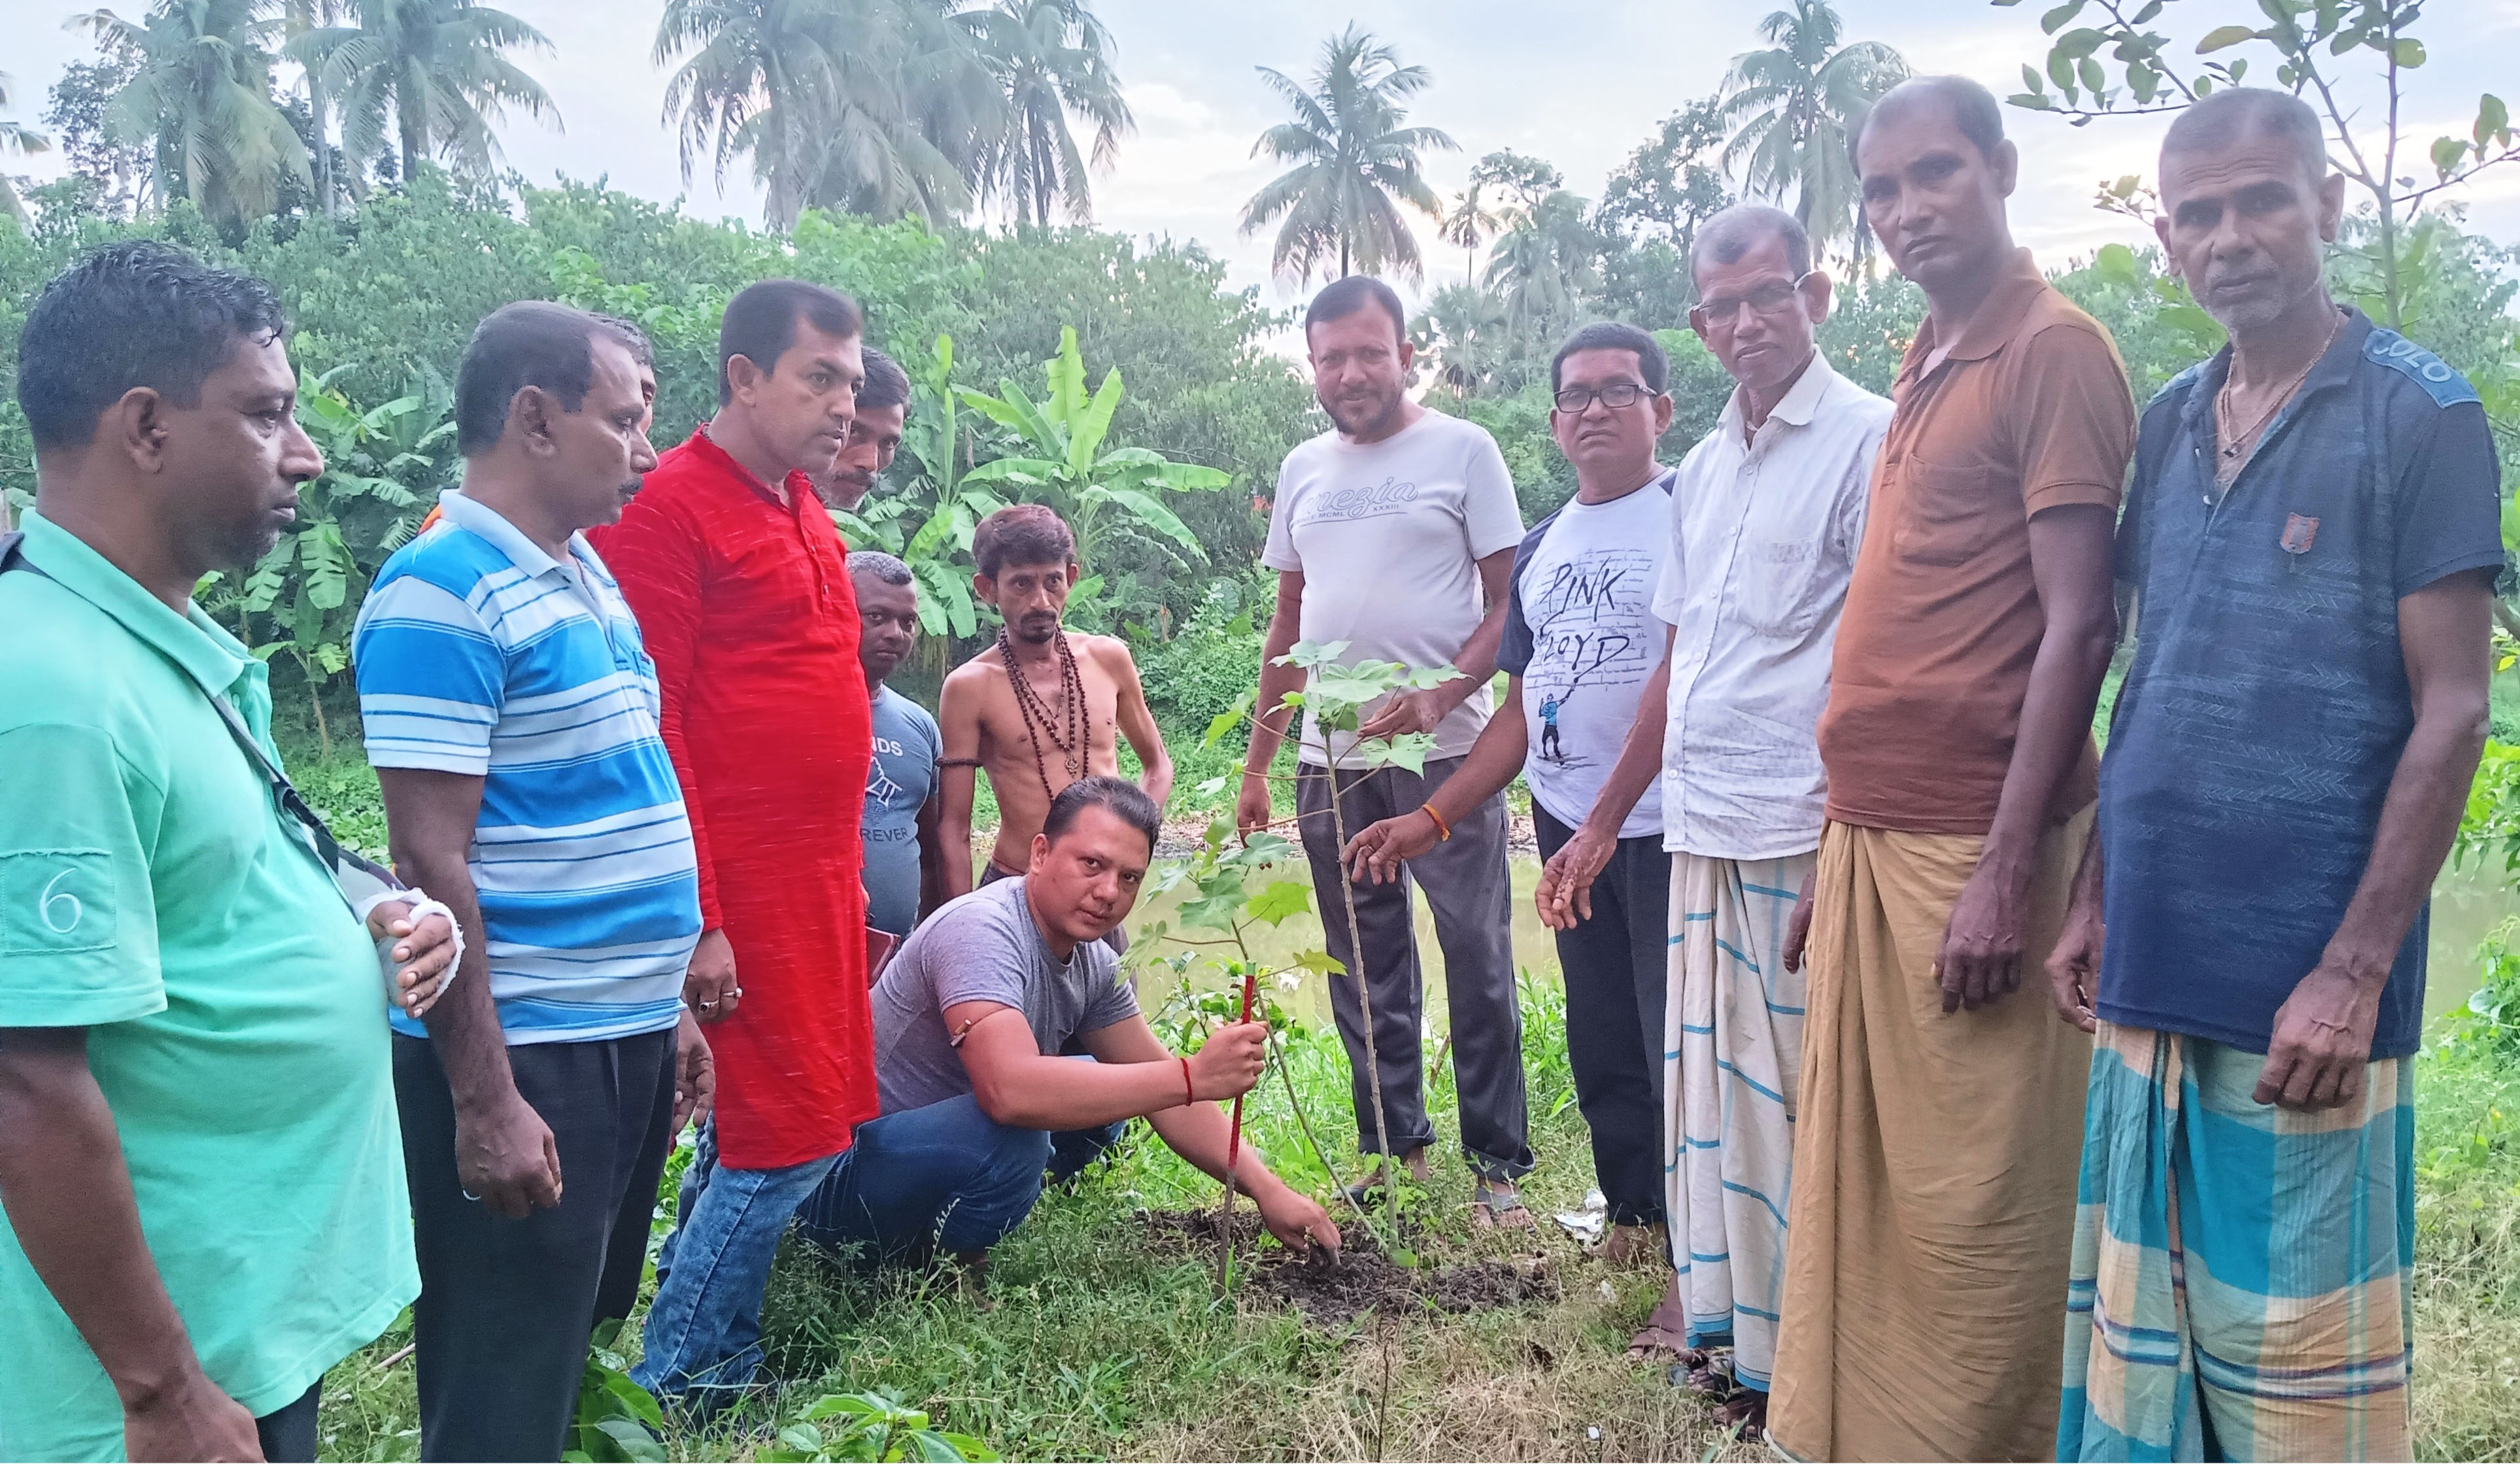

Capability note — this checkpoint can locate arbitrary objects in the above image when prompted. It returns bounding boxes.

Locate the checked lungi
[1664,850,1813,1392]
[2058,1021,2414,1462]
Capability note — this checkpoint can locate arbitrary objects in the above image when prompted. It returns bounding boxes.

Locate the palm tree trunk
[311,73,332,216]
[1340,237,1350,278]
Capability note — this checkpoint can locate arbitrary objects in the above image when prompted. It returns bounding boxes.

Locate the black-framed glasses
[1690,272,1815,328]
[1552,382,1656,413]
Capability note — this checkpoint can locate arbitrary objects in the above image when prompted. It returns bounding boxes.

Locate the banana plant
[199,364,454,756]
[955,325,1231,581]
[835,333,1006,640]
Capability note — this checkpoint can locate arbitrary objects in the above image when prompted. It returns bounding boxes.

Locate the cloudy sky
[7,0,2517,313]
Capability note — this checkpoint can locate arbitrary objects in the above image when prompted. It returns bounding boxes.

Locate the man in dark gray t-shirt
[797,777,1340,1283]
[873,877,1138,1116]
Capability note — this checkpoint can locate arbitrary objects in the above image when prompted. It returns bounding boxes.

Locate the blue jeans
[793,1094,1121,1265]
[631,1123,841,1408]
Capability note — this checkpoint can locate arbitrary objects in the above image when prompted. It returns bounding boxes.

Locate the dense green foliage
[0,177,1316,694]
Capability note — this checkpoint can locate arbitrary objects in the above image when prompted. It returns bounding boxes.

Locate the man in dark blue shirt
[2047,89,2501,1462]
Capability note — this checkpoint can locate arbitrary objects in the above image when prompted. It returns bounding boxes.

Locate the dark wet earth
[1141,1209,1559,1324]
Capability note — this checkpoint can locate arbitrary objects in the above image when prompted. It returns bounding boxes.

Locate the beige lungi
[1767,808,2095,1463]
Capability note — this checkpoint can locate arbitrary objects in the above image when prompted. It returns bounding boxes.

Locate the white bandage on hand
[356,887,466,1011]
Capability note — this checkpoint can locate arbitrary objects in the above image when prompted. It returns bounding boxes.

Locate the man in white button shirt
[1537,206,1891,1432]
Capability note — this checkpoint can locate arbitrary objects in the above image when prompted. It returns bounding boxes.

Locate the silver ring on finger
[699,999,718,1010]
[728,987,743,998]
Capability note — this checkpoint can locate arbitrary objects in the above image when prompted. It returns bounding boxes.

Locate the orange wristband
[1420,802,1451,841]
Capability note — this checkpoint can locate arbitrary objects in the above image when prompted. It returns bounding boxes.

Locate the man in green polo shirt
[0,241,458,1463]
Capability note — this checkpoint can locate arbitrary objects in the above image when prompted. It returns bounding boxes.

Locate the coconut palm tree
[1482,188,1599,335]
[971,0,1131,228]
[73,0,310,229]
[291,0,556,190]
[656,0,988,230]
[1719,0,1906,260]
[1238,25,1456,284]
[279,0,353,214]
[1437,182,1499,281]
[0,73,51,225]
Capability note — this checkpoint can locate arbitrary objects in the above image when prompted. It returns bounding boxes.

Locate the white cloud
[5,0,2513,313]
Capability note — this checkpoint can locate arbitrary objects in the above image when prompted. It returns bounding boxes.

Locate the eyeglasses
[1690,273,1816,328]
[1552,382,1656,413]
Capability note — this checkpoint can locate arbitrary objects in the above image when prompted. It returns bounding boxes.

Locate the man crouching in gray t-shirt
[796,776,1341,1287]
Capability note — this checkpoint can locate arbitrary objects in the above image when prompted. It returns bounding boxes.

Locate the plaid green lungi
[2058,1021,2413,1462]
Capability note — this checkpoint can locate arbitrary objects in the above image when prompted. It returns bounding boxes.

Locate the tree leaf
[2479,94,2511,148]
[2391,37,2423,67]
[1246,879,1314,926]
[1293,947,1347,977]
[2021,63,2047,95]
[2077,54,2107,92]
[2434,135,2472,177]
[2055,26,2108,58]
[1093,483,1205,556]
[1070,367,1125,473]
[2198,24,2260,52]
[2039,0,2085,34]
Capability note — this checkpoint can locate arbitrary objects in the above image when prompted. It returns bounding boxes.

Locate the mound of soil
[1139,1210,1558,1324]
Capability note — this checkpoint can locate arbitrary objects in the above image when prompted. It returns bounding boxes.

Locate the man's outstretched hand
[1343,809,1442,885]
[1254,1182,1342,1258]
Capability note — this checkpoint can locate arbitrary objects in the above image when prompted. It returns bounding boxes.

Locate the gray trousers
[1297,759,1532,1180]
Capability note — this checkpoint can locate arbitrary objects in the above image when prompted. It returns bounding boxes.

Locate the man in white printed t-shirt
[1535,207,1892,1433]
[1236,275,1534,1225]
[1343,322,1678,1282]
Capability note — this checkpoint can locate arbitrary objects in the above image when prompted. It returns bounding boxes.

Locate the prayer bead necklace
[1000,625,1086,802]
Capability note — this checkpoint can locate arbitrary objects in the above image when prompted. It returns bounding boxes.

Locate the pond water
[1100,844,2519,1029]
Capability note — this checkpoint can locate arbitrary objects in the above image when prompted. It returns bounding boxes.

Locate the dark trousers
[1535,805,1672,1225]
[1297,759,1532,1180]
[394,1027,679,1463]
[255,1382,320,1463]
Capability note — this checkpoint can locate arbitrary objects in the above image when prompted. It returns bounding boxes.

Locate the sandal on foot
[1626,1329,1697,1363]
[1471,1178,1536,1230]
[1712,1389,1767,1441]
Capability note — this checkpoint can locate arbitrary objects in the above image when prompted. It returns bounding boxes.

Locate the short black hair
[1550,322,1669,396]
[1303,275,1408,345]
[1691,203,1813,284]
[591,312,655,368]
[1042,774,1161,855]
[858,347,911,412]
[17,240,289,451]
[717,278,862,406]
[847,549,913,585]
[973,503,1077,577]
[1853,75,2006,169]
[454,301,636,458]
[2162,87,2327,190]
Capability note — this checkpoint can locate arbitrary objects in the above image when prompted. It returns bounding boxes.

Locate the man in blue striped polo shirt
[353,301,711,1461]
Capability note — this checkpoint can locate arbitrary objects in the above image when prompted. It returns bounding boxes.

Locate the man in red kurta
[592,279,874,1410]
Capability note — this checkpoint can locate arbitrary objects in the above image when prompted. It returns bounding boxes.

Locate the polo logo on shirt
[1,849,114,955]
[2281,514,2321,556]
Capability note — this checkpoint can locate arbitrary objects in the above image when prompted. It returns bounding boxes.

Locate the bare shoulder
[1077,634,1142,677]
[940,654,1006,707]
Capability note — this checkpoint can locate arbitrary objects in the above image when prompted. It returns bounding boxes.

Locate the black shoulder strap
[1,526,397,894]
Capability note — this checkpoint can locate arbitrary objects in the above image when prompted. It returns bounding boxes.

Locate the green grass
[274,690,2520,1461]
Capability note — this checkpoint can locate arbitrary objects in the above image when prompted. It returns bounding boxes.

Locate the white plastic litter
[1554,1187,1610,1245]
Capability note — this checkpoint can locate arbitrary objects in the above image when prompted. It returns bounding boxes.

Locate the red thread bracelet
[1421,802,1452,841]
[1181,1056,1195,1107]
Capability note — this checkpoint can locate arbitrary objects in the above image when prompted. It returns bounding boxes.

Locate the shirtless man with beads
[937,505,1174,904]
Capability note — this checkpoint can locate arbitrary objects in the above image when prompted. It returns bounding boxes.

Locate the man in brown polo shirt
[1765,77,2134,1462]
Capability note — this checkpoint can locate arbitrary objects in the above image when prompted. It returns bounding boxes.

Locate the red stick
[1225,969,1257,1177]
